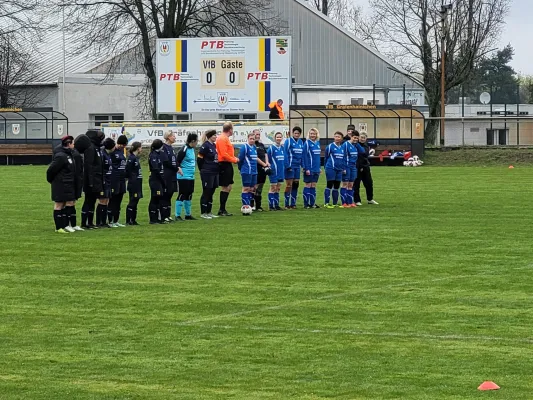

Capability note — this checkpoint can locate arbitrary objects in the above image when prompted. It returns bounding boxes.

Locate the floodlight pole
[62,4,67,114]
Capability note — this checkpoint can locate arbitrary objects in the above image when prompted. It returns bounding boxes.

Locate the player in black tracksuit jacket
[97,138,115,227]
[46,136,76,232]
[81,129,105,229]
[108,135,128,226]
[161,132,179,222]
[125,141,143,225]
[148,139,166,224]
[354,133,377,205]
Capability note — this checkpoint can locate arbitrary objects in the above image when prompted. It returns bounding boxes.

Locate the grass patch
[424,147,533,166]
[0,166,532,399]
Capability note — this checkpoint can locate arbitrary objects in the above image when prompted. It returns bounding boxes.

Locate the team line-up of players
[46,122,378,233]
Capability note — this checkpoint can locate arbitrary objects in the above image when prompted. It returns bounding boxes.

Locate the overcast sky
[356,0,532,75]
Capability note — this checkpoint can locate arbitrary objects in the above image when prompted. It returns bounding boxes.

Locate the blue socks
[268,193,275,209]
[183,200,192,216]
[324,188,331,204]
[310,188,316,207]
[340,188,346,205]
[284,192,290,207]
[332,189,339,205]
[175,200,183,217]
[303,187,310,207]
[290,188,298,207]
[241,193,250,206]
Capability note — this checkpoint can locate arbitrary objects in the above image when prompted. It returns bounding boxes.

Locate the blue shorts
[325,168,342,182]
[303,171,320,183]
[343,167,357,182]
[269,175,285,184]
[285,167,301,180]
[241,173,257,188]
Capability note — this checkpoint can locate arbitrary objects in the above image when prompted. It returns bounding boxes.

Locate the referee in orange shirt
[216,122,239,216]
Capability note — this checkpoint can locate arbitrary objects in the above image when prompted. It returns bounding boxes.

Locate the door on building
[486,129,507,145]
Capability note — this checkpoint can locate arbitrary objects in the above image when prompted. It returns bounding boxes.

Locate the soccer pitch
[0,166,532,399]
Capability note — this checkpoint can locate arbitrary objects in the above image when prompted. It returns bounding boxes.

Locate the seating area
[0,144,54,165]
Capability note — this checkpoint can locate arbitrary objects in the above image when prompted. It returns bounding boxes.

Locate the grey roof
[29,0,421,88]
[273,0,422,88]
[32,18,105,83]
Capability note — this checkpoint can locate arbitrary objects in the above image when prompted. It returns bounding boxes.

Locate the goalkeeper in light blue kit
[324,131,346,208]
[283,126,304,209]
[237,133,258,214]
[302,128,322,209]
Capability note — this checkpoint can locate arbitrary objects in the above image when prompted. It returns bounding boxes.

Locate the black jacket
[110,148,127,195]
[83,131,104,193]
[72,148,84,199]
[356,142,371,169]
[149,150,166,192]
[126,153,143,196]
[197,141,219,174]
[162,143,178,183]
[47,145,76,202]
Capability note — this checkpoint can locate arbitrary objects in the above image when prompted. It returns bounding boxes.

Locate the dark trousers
[149,195,162,223]
[161,191,175,220]
[81,192,97,226]
[126,196,140,223]
[354,166,374,203]
[108,193,124,223]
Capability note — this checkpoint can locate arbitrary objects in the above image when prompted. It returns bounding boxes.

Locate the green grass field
[0,165,532,399]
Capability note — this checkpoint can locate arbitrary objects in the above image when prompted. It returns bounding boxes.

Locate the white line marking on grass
[176,269,529,326]
[192,324,533,345]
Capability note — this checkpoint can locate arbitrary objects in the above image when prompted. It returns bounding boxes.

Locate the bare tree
[367,0,509,143]
[0,0,46,107]
[56,0,283,119]
[305,0,375,45]
[0,0,42,36]
[0,36,43,107]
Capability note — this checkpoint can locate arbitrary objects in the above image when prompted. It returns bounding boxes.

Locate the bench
[369,144,412,166]
[0,144,53,165]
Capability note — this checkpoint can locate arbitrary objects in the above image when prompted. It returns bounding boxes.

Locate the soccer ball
[241,205,253,215]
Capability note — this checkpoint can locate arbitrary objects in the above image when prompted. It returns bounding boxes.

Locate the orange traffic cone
[478,381,500,391]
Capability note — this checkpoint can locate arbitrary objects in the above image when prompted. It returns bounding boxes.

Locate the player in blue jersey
[324,131,346,208]
[238,133,258,215]
[283,126,304,209]
[302,127,322,209]
[341,130,359,208]
[267,132,285,211]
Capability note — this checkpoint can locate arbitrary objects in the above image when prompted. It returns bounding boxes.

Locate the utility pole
[440,4,452,146]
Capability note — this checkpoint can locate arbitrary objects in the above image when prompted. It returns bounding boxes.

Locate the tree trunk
[426,96,440,145]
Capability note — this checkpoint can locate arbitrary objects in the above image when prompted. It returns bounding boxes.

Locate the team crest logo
[159,41,171,56]
[276,38,288,55]
[217,92,229,107]
[12,124,20,135]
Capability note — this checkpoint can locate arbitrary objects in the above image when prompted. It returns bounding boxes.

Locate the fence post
[517,83,520,146]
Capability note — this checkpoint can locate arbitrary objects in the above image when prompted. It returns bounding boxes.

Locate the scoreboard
[156,37,291,114]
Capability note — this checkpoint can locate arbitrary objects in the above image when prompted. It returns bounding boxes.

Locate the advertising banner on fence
[102,122,290,147]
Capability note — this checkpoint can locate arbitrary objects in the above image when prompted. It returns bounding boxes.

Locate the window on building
[328,100,341,105]
[351,98,364,105]
[91,114,124,127]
